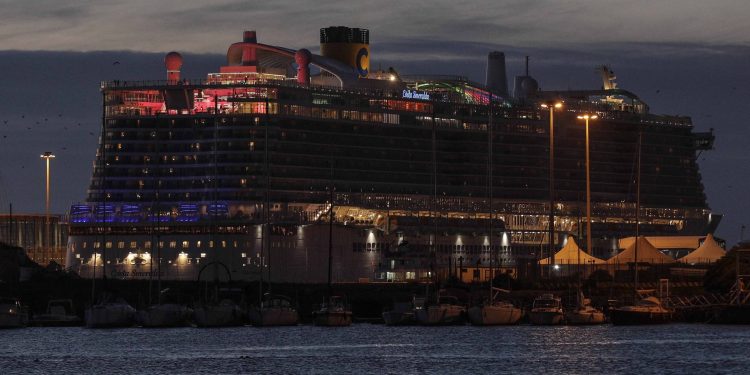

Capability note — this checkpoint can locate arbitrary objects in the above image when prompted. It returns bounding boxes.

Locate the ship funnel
[485,51,508,97]
[164,51,183,83]
[320,26,370,77]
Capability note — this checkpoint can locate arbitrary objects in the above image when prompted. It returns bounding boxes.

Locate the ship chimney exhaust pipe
[485,51,508,98]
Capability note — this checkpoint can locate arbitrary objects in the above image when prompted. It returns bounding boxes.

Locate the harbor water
[2,324,750,374]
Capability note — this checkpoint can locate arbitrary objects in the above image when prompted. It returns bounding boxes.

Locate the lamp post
[541,101,562,277]
[40,151,55,264]
[576,114,598,256]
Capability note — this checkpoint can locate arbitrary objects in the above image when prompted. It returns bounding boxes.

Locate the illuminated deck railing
[101,78,693,128]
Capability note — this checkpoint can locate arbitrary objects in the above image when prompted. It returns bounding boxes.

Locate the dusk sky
[0,0,748,244]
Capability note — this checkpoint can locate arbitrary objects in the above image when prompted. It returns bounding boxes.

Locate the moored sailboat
[468,288,522,326]
[565,290,605,325]
[610,292,672,325]
[85,295,136,328]
[249,294,299,326]
[313,157,352,327]
[529,294,564,325]
[610,132,673,326]
[415,293,466,326]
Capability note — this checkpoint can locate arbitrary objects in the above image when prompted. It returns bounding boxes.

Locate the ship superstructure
[66,28,717,282]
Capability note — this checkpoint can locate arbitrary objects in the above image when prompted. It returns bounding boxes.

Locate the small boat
[193,299,246,327]
[468,288,523,326]
[610,295,672,325]
[138,303,193,328]
[0,298,26,329]
[529,294,564,325]
[85,297,136,328]
[565,290,605,325]
[248,294,299,327]
[415,295,466,326]
[313,296,352,327]
[382,298,420,326]
[31,299,82,327]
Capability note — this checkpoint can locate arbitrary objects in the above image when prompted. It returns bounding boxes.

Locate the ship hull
[249,308,299,326]
[610,309,671,325]
[85,303,136,328]
[313,311,352,327]
[529,310,564,325]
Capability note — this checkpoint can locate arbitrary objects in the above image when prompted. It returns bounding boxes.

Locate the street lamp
[541,101,563,277]
[40,151,55,264]
[576,114,598,256]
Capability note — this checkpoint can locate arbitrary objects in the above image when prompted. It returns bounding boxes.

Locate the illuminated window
[200,253,206,258]
[241,253,247,258]
[197,240,202,248]
[82,242,88,249]
[169,241,177,248]
[145,241,151,249]
[94,242,101,249]
[106,242,112,249]
[130,241,137,249]
[117,241,125,249]
[182,241,189,248]
[209,241,214,248]
[221,241,227,248]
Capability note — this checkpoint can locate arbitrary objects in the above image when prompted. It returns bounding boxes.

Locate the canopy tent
[619,236,703,250]
[607,236,675,264]
[540,236,605,265]
[678,233,726,264]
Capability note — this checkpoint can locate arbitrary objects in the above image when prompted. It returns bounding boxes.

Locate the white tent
[678,233,726,264]
[540,236,605,265]
[607,236,674,264]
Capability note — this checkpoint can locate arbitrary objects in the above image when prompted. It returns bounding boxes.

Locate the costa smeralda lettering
[402,89,430,100]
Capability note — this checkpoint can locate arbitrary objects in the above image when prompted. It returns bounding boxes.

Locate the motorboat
[138,303,193,328]
[565,291,605,325]
[313,296,352,327]
[85,297,136,328]
[610,296,672,325]
[248,294,299,326]
[415,295,466,326]
[0,298,26,328]
[529,294,564,325]
[31,299,82,327]
[468,288,522,326]
[193,299,246,327]
[382,298,420,326]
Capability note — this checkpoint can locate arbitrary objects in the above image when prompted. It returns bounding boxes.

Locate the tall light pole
[40,151,55,265]
[577,115,597,256]
[541,101,562,278]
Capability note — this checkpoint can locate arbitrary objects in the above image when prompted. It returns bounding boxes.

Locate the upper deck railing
[100,78,693,128]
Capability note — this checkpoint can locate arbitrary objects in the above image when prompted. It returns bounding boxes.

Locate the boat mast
[264,97,271,292]
[431,105,438,287]
[487,93,494,299]
[327,150,334,295]
[634,130,642,293]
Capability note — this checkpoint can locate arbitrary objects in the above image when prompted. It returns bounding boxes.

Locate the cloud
[1,0,750,53]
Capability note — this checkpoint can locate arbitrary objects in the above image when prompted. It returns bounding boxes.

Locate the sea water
[2,324,749,374]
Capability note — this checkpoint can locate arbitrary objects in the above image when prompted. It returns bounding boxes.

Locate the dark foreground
[2,324,749,374]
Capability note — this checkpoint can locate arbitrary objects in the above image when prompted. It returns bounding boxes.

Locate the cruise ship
[65,27,718,283]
